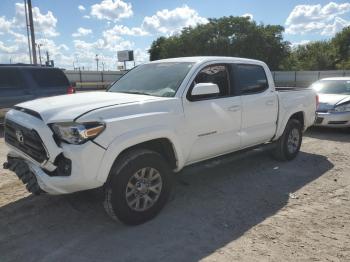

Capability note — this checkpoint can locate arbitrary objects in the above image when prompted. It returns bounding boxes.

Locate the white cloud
[0,40,19,53]
[285,2,350,36]
[0,16,12,33]
[83,15,91,19]
[13,3,59,37]
[321,17,350,36]
[104,24,148,36]
[72,27,93,37]
[0,3,73,67]
[72,37,135,70]
[241,13,253,20]
[91,0,133,22]
[141,5,208,35]
[134,48,149,64]
[78,5,86,11]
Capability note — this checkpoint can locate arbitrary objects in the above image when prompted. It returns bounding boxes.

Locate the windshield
[311,80,350,95]
[108,62,194,97]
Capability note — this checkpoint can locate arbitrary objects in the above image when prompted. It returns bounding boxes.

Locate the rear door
[27,68,70,97]
[233,64,278,148]
[0,68,35,118]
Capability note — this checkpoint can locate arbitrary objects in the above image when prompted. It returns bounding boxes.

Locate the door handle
[266,100,275,106]
[227,105,240,112]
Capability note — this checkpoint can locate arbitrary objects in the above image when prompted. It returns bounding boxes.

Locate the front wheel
[104,149,173,225]
[271,119,303,161]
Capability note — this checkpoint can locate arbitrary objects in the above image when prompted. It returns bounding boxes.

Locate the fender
[274,106,305,140]
[95,125,185,183]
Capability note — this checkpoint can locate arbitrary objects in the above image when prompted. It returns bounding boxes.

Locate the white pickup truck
[3,57,317,225]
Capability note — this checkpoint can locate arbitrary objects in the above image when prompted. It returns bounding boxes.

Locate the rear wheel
[104,149,173,225]
[272,119,303,161]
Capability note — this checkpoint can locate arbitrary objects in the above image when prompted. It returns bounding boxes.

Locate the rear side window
[0,68,22,89]
[236,64,268,95]
[30,69,69,88]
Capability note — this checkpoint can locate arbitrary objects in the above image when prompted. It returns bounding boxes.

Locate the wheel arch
[96,128,183,184]
[289,111,305,128]
[274,110,306,140]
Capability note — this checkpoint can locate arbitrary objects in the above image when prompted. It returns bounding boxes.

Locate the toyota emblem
[15,130,24,144]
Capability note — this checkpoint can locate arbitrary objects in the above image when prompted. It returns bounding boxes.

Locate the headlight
[334,103,350,112]
[51,122,105,144]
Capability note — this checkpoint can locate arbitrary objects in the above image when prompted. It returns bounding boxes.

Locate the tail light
[67,86,76,94]
[316,94,319,109]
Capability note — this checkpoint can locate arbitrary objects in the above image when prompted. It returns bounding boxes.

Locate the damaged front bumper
[3,156,44,195]
[3,109,107,195]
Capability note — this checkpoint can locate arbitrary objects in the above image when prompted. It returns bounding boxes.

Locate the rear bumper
[314,111,350,127]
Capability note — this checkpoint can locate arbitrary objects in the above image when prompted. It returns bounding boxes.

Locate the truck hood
[16,91,161,123]
[317,94,350,111]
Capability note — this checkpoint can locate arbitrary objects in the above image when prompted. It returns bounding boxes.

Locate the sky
[0,0,350,70]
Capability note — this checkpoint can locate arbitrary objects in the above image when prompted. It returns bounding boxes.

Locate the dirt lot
[0,127,349,262]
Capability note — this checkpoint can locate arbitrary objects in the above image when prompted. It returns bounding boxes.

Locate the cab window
[235,64,268,95]
[188,64,230,100]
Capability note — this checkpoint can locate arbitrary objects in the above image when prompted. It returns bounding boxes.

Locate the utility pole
[102,62,105,71]
[24,0,32,64]
[95,54,99,71]
[27,0,37,64]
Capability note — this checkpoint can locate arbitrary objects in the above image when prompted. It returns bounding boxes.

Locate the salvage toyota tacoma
[3,57,317,225]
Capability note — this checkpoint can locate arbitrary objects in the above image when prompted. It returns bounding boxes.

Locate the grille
[4,119,48,163]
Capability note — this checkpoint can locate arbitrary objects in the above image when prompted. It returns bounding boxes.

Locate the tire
[271,119,303,161]
[104,149,173,225]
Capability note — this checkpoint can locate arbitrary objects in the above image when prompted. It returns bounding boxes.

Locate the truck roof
[150,56,265,65]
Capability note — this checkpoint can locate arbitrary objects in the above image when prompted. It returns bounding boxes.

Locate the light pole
[36,43,43,65]
[95,54,99,71]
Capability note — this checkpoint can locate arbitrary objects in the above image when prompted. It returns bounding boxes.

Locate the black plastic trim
[12,106,43,120]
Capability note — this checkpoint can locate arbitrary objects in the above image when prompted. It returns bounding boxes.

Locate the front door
[183,64,242,164]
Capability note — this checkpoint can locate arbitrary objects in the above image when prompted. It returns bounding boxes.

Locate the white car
[3,57,317,225]
[311,77,350,128]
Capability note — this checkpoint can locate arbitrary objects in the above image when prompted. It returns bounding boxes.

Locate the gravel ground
[0,126,349,262]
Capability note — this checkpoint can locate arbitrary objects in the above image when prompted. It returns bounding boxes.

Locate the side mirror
[191,83,220,97]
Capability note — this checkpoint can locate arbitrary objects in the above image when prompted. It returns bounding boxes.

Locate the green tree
[148,16,290,70]
[332,26,350,69]
[288,41,337,70]
[149,37,167,61]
